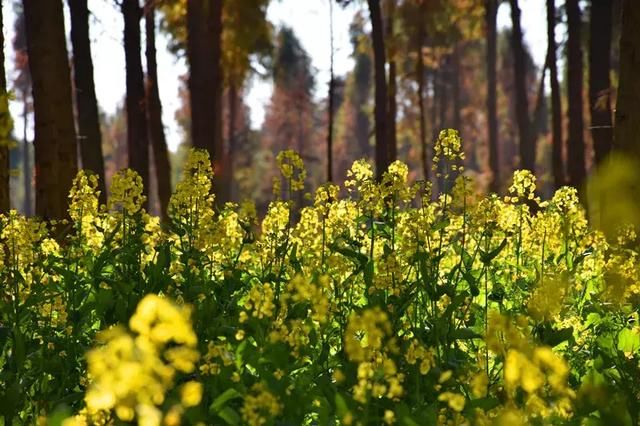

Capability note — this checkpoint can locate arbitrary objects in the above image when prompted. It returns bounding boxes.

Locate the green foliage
[1,133,640,424]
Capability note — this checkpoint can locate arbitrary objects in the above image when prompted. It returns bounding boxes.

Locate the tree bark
[547,0,564,188]
[122,0,149,204]
[22,90,31,216]
[187,0,224,200]
[68,0,106,205]
[509,0,535,173]
[589,0,613,167]
[417,42,428,182]
[614,0,640,157]
[486,0,499,192]
[226,84,237,200]
[566,0,586,189]
[327,0,334,182]
[386,0,397,164]
[0,1,9,213]
[144,2,171,220]
[367,0,389,179]
[23,0,78,220]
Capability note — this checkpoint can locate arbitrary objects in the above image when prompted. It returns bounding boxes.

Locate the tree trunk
[589,0,613,166]
[187,0,224,200]
[566,0,586,189]
[226,84,237,200]
[386,0,397,164]
[547,0,564,188]
[144,2,171,220]
[0,1,9,213]
[327,0,334,182]
[68,0,106,205]
[23,0,78,221]
[122,0,149,204]
[367,0,389,179]
[614,0,640,157]
[417,42,428,182]
[22,90,31,216]
[486,0,499,192]
[509,0,535,173]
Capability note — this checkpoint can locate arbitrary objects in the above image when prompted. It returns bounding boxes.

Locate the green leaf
[480,238,507,264]
[217,406,241,425]
[210,388,242,413]
[617,328,640,354]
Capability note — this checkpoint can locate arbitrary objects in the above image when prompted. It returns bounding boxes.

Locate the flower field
[1,130,639,425]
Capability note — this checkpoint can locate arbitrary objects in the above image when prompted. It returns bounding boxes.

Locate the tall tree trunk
[122,0,149,204]
[327,0,334,182]
[417,42,428,181]
[22,90,31,215]
[68,0,106,205]
[386,0,397,164]
[589,0,613,166]
[486,0,499,192]
[566,0,586,189]
[509,0,534,173]
[547,0,564,188]
[23,0,78,221]
[367,0,389,179]
[145,2,171,220]
[226,84,237,200]
[437,56,449,193]
[187,0,224,201]
[614,0,640,157]
[0,1,9,213]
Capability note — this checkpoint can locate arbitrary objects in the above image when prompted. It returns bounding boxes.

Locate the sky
[1,0,551,152]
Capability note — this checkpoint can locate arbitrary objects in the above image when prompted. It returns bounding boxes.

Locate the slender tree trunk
[509,0,535,173]
[566,0,586,189]
[226,84,237,200]
[22,91,31,216]
[122,0,149,203]
[417,42,428,181]
[0,1,9,213]
[614,0,640,157]
[367,0,389,179]
[486,0,499,192]
[327,0,334,182]
[386,0,397,164]
[144,2,171,220]
[24,0,78,221]
[589,0,613,166]
[68,0,106,205]
[547,0,564,188]
[187,0,224,201]
[438,56,449,193]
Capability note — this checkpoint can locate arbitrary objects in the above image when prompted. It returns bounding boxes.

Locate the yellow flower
[180,381,203,407]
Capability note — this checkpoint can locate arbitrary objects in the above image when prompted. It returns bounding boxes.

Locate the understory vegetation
[1,130,640,425]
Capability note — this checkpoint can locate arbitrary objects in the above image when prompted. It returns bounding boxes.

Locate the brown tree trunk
[226,84,237,200]
[187,0,224,201]
[589,0,613,166]
[68,0,106,205]
[22,90,31,216]
[614,0,640,157]
[386,0,397,164]
[509,0,535,173]
[486,0,499,192]
[417,42,428,182]
[566,0,586,189]
[0,1,9,213]
[122,0,149,204]
[547,0,564,188]
[145,2,171,220]
[23,0,78,221]
[367,0,389,179]
[327,0,334,182]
